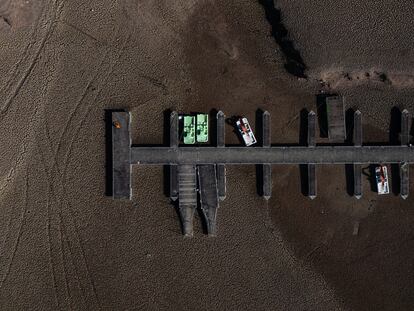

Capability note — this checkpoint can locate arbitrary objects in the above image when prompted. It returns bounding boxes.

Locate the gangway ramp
[198,165,219,236]
[326,95,346,142]
[178,164,197,236]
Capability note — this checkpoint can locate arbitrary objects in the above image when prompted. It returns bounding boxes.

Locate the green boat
[183,116,195,144]
[196,114,209,143]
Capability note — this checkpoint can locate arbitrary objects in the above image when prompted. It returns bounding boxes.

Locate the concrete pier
[217,165,226,201]
[169,165,178,201]
[216,110,226,201]
[109,108,414,236]
[401,109,410,146]
[169,111,179,201]
[326,95,346,142]
[131,146,414,165]
[262,111,271,200]
[353,110,362,147]
[400,110,410,199]
[262,111,271,147]
[217,110,225,148]
[353,164,362,199]
[308,164,317,199]
[170,111,179,148]
[262,164,272,200]
[262,111,272,200]
[307,111,316,147]
[112,111,132,199]
[307,111,316,199]
[400,162,409,199]
[353,110,362,199]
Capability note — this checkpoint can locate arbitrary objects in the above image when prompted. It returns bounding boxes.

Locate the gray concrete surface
[354,164,362,199]
[178,164,197,236]
[308,164,317,199]
[307,111,316,147]
[112,111,131,199]
[169,111,179,200]
[353,111,363,198]
[198,165,219,236]
[400,162,409,199]
[216,164,226,201]
[261,110,272,199]
[216,111,226,201]
[131,146,414,165]
[326,96,346,142]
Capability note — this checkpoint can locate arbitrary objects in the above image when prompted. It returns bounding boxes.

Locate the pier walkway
[110,108,412,235]
[131,145,414,165]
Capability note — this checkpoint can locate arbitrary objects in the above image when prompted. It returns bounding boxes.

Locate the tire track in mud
[34,65,102,311]
[0,102,38,195]
[36,145,68,309]
[32,13,132,310]
[0,168,29,288]
[0,0,63,293]
[0,1,45,93]
[57,30,132,311]
[0,0,93,307]
[35,108,80,309]
[0,103,39,290]
[0,0,64,118]
[51,49,110,168]
[61,32,131,177]
[1,1,131,307]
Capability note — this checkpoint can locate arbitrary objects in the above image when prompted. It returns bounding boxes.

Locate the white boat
[375,165,389,195]
[236,117,257,146]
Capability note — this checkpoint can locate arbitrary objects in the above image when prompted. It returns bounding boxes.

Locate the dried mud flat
[0,1,413,310]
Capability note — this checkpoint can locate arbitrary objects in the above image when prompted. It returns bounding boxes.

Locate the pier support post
[262,111,272,200]
[400,162,409,199]
[307,111,316,147]
[308,164,317,199]
[353,110,362,199]
[216,111,226,200]
[401,109,410,146]
[307,111,317,199]
[169,111,179,201]
[400,110,410,199]
[112,111,132,199]
[353,110,362,147]
[217,110,225,148]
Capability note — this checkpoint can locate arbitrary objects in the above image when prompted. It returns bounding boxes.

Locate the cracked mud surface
[0,1,413,310]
